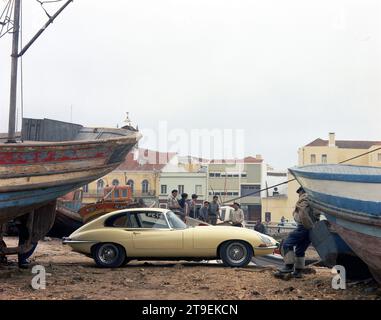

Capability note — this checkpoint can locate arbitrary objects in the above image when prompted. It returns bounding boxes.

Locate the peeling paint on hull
[0,134,140,224]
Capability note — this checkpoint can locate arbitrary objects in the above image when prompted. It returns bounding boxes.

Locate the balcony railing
[83,190,156,198]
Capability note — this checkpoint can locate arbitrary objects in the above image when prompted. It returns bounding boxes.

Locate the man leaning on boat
[274,186,320,278]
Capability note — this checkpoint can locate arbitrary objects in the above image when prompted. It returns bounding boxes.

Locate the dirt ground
[0,237,380,300]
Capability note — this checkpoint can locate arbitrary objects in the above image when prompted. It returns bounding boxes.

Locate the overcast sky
[1,0,381,169]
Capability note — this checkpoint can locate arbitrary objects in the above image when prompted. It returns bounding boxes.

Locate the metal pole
[17,0,73,57]
[7,0,21,143]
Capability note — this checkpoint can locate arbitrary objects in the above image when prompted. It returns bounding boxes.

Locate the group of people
[167,189,245,227]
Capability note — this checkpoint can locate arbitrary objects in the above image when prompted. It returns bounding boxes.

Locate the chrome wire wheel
[97,244,119,265]
[226,242,247,264]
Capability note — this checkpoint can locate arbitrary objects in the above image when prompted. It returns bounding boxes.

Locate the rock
[251,290,261,296]
[302,267,316,274]
[73,276,84,282]
[199,286,209,290]
[364,287,378,294]
[284,286,295,293]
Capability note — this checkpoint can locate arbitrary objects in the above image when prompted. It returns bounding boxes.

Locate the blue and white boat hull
[289,164,381,284]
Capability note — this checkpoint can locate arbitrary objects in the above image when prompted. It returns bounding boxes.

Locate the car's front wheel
[220,241,253,268]
[93,243,126,268]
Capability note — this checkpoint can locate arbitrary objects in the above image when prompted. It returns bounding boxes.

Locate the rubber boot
[274,251,295,278]
[274,264,294,275]
[292,257,305,278]
[292,268,303,278]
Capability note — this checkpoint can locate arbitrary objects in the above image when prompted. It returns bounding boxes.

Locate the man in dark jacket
[274,187,320,278]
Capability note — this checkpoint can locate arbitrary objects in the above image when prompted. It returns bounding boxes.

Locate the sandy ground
[0,237,380,300]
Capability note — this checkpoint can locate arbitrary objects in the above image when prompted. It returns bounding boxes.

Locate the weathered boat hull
[310,220,371,279]
[290,164,381,284]
[0,126,140,224]
[48,206,83,238]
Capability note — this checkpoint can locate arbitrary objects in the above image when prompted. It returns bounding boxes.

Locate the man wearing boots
[274,186,320,278]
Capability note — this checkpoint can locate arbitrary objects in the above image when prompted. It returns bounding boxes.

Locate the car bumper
[253,245,278,250]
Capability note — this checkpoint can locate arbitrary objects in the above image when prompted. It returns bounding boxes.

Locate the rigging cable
[36,0,65,18]
[222,145,381,204]
[0,0,14,39]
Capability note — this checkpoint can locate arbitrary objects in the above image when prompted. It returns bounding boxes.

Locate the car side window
[136,212,169,229]
[126,213,139,228]
[105,212,139,228]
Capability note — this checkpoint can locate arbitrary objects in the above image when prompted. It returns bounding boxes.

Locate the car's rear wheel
[93,243,126,268]
[220,241,253,267]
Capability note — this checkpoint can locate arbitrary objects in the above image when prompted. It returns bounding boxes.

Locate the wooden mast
[7,0,21,143]
[6,0,73,143]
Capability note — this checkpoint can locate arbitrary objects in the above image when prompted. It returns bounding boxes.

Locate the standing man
[254,220,267,234]
[230,202,245,227]
[189,194,199,219]
[274,187,320,278]
[168,189,181,211]
[198,201,210,222]
[178,193,190,221]
[208,195,220,225]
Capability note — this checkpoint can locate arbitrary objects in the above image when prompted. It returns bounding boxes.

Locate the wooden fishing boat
[79,186,142,224]
[0,118,141,225]
[0,1,141,258]
[48,190,84,238]
[289,164,381,284]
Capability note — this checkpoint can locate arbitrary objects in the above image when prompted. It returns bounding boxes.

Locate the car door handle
[133,231,141,235]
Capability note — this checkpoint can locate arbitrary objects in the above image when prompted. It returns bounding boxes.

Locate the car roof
[96,207,171,222]
[112,207,170,214]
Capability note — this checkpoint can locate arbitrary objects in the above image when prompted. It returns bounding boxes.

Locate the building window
[215,173,221,177]
[240,184,261,197]
[142,180,149,193]
[321,154,327,163]
[310,154,316,163]
[209,173,215,177]
[195,185,202,195]
[178,185,184,194]
[97,179,104,194]
[127,180,134,193]
[161,185,167,195]
[265,212,271,223]
[82,184,89,193]
[112,179,119,186]
[241,173,247,178]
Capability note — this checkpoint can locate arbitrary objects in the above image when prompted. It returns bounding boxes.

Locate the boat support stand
[0,211,35,258]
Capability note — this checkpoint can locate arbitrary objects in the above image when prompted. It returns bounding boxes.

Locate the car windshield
[166,211,187,229]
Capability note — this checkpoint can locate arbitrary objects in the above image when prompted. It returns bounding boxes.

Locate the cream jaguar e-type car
[63,208,278,268]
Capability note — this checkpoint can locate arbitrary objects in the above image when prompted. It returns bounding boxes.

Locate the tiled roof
[117,148,177,171]
[305,138,381,149]
[209,156,263,164]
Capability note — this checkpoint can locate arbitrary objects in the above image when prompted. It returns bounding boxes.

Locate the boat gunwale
[311,200,381,228]
[0,132,141,149]
[289,165,381,184]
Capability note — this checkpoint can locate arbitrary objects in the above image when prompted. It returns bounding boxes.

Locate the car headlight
[258,234,274,246]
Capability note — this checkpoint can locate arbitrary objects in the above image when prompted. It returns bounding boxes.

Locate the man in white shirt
[230,202,245,227]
